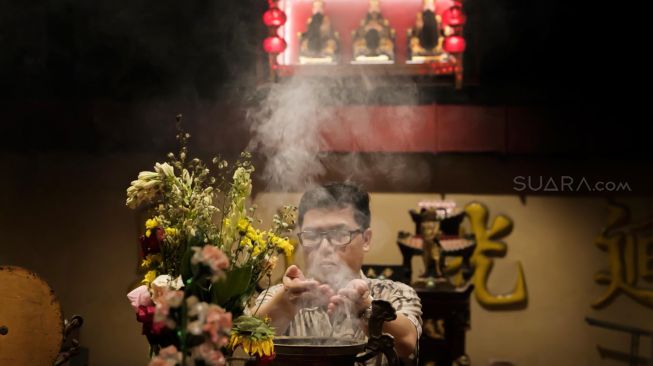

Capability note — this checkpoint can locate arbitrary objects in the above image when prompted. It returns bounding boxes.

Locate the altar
[262,0,469,88]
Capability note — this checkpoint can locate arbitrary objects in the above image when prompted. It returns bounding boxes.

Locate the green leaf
[179,247,194,282]
[180,232,206,282]
[188,232,205,247]
[210,265,253,308]
[232,315,275,340]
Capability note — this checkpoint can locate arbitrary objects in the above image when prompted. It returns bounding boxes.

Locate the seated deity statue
[407,0,452,62]
[299,0,339,64]
[352,0,395,63]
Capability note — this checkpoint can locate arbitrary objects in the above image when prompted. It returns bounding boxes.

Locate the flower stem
[253,274,271,317]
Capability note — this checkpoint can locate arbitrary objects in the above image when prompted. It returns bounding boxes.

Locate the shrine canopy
[277,0,455,65]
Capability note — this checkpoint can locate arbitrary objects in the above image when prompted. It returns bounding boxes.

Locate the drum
[0,266,63,365]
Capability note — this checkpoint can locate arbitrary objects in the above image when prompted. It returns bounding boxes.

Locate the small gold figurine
[351,0,395,63]
[420,209,446,281]
[299,0,339,64]
[407,0,453,63]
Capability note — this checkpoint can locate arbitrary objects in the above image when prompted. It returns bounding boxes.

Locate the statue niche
[351,0,395,64]
[299,0,339,64]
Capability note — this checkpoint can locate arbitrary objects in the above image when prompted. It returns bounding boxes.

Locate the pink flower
[192,245,229,274]
[136,305,154,323]
[159,345,180,358]
[148,345,181,366]
[151,318,167,335]
[154,290,184,323]
[150,275,184,305]
[193,342,226,366]
[136,305,165,336]
[202,304,232,346]
[147,357,168,366]
[186,300,207,336]
[127,285,153,311]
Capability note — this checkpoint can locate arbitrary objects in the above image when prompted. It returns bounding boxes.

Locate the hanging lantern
[263,36,287,53]
[263,7,287,28]
[444,36,466,53]
[442,4,467,27]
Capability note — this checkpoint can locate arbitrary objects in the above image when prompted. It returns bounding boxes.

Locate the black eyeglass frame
[297,228,364,248]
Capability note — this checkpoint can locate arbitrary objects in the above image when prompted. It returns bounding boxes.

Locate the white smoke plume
[247,77,332,192]
[247,73,425,193]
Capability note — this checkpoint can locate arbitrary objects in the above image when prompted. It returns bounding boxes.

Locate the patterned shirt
[251,272,422,364]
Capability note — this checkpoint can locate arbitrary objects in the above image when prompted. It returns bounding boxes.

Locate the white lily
[155,162,175,178]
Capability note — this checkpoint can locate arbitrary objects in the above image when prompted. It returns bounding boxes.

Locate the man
[252,182,422,362]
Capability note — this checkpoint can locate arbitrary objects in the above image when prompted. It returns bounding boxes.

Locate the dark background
[1,0,651,157]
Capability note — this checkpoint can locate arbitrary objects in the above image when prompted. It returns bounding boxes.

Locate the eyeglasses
[298,229,363,248]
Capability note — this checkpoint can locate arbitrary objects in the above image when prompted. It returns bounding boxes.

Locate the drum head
[0,266,63,365]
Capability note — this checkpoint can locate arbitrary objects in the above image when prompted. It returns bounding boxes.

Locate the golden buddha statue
[415,207,463,289]
[299,0,339,64]
[407,0,453,63]
[420,209,445,280]
[351,0,395,63]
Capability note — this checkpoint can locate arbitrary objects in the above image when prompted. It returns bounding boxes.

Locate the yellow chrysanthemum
[246,227,264,244]
[145,218,158,229]
[237,218,249,234]
[278,239,293,257]
[140,254,162,269]
[257,236,268,252]
[269,233,294,257]
[164,227,177,237]
[240,236,253,248]
[252,245,262,257]
[145,218,159,238]
[141,270,157,285]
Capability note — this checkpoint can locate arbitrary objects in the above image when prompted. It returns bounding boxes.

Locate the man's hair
[298,182,371,229]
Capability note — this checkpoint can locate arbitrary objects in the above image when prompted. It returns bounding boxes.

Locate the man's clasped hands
[281,264,372,319]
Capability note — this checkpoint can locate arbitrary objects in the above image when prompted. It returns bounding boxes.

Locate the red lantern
[444,36,466,53]
[263,7,287,27]
[442,4,467,27]
[263,36,287,53]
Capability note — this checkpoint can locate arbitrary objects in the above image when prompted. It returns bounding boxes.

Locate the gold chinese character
[592,202,653,308]
[448,202,527,308]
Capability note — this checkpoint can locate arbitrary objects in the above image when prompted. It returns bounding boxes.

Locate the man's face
[300,205,372,287]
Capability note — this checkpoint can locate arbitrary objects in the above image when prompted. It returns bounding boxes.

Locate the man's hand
[283,265,334,307]
[327,279,371,316]
[255,265,334,335]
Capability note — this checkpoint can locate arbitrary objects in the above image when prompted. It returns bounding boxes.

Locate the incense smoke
[247,74,427,193]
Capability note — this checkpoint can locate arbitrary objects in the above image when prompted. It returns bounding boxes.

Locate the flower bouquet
[126,116,294,365]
